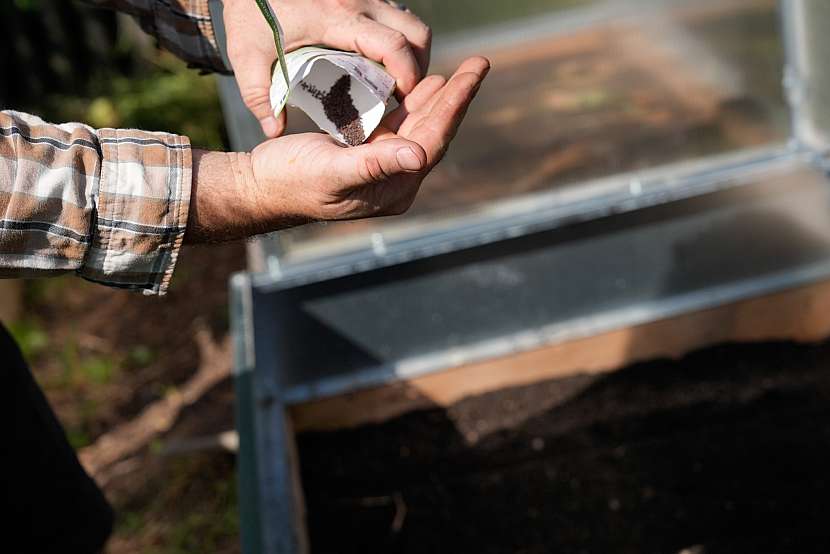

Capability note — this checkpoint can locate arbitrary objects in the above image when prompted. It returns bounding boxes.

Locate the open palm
[249,57,490,223]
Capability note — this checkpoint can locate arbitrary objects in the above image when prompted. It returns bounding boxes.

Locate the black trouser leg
[0,323,113,554]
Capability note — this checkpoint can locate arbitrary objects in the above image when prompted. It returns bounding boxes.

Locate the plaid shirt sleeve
[82,0,230,74]
[0,110,191,296]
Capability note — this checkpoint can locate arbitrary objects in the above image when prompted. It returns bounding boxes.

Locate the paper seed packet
[269,47,397,146]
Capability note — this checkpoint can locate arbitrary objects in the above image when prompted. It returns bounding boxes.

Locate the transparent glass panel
[274,0,788,265]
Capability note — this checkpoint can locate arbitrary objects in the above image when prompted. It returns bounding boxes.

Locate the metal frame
[219,2,830,553]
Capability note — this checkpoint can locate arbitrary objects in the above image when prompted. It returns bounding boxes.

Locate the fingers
[408,57,491,166]
[417,75,480,164]
[369,1,432,76]
[225,3,283,138]
[381,74,447,133]
[419,56,491,116]
[455,56,492,77]
[230,48,283,138]
[326,15,421,94]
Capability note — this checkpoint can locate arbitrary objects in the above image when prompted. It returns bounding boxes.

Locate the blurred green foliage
[66,427,92,450]
[13,0,40,10]
[7,318,50,360]
[129,344,156,368]
[50,53,227,150]
[4,0,227,150]
[59,335,118,386]
[23,274,74,306]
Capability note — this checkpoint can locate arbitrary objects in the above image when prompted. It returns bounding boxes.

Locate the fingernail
[397,147,423,170]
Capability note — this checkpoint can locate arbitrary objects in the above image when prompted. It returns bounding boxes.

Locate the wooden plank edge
[290,278,830,432]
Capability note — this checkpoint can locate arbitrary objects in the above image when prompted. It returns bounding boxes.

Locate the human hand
[223,0,432,138]
[186,57,490,242]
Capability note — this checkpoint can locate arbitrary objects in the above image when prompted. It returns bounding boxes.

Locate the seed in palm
[301,75,366,146]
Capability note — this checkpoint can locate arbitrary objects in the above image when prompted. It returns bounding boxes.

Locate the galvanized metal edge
[281,258,830,405]
[253,144,805,291]
[229,273,264,554]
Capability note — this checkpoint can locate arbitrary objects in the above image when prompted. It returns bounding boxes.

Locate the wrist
[187,149,309,243]
[186,150,263,243]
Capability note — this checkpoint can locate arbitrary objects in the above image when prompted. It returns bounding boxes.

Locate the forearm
[0,112,96,279]
[0,110,191,295]
[186,150,309,243]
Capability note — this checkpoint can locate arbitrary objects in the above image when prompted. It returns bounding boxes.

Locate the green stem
[254,0,290,88]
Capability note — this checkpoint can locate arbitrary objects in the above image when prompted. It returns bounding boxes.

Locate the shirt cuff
[77,128,192,296]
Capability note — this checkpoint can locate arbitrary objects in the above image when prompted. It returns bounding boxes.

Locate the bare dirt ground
[16,242,245,553]
[0,280,21,322]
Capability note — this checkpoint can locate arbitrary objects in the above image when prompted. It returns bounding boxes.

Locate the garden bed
[299,338,830,553]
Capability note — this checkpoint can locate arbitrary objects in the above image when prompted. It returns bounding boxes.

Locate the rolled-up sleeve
[0,110,191,296]
[82,0,230,74]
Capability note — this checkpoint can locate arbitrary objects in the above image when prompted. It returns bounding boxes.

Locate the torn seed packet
[269,47,397,146]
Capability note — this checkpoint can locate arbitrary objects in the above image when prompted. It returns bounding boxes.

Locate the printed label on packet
[269,47,396,146]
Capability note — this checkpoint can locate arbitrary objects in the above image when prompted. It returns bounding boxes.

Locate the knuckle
[425,74,447,89]
[444,82,475,110]
[386,30,409,52]
[240,89,271,111]
[357,155,390,184]
[437,95,459,117]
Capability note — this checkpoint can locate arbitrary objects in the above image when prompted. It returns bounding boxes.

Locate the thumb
[338,138,428,186]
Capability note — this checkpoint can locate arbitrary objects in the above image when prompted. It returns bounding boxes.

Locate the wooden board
[291,277,830,431]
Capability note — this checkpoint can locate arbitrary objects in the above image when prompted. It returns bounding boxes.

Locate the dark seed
[301,75,366,146]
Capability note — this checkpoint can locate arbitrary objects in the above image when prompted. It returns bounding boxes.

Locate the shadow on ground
[298,339,830,554]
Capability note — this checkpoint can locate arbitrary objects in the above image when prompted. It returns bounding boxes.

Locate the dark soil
[298,339,830,554]
[24,243,830,554]
[301,75,365,146]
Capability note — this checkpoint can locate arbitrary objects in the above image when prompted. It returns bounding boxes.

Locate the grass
[162,464,239,554]
[114,454,240,554]
[129,345,156,368]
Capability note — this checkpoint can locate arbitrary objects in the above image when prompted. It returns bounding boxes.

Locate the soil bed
[298,339,830,554]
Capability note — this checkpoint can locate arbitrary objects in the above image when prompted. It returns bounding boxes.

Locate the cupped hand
[223,0,432,138]
[247,57,490,225]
